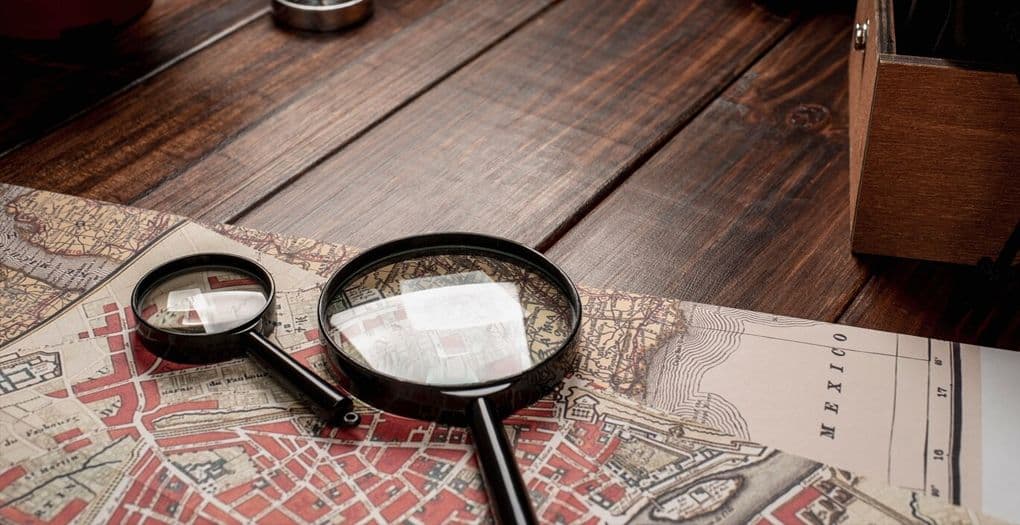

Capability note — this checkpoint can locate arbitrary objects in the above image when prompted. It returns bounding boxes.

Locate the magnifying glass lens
[324,252,575,386]
[137,266,269,335]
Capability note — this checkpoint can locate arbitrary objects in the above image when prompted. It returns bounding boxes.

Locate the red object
[0,0,153,40]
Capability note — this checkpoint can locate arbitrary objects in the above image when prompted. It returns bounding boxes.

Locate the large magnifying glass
[319,233,581,524]
[131,254,360,427]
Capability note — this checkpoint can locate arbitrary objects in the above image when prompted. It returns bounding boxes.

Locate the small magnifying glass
[319,233,581,524]
[131,254,360,427]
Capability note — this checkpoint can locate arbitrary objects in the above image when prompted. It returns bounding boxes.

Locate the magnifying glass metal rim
[317,231,582,392]
[131,252,360,427]
[271,0,373,32]
[318,232,581,524]
[131,253,276,360]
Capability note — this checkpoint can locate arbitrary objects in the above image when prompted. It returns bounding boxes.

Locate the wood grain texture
[852,54,1020,265]
[133,0,554,221]
[847,0,881,214]
[840,260,1019,350]
[544,14,863,320]
[237,0,794,247]
[0,0,553,213]
[0,0,264,153]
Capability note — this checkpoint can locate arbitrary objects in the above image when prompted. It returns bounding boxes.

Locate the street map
[1,184,1017,524]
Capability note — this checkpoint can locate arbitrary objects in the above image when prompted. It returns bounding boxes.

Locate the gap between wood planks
[225,4,801,254]
[531,17,803,254]
[225,0,565,226]
[0,7,270,159]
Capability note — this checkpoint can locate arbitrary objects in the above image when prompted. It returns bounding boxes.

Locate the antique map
[0,184,1016,524]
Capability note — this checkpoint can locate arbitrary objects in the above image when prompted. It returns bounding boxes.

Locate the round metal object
[132,253,359,427]
[319,233,582,426]
[318,232,582,524]
[854,21,869,50]
[271,0,373,32]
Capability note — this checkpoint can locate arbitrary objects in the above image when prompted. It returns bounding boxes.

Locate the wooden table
[1,0,1016,350]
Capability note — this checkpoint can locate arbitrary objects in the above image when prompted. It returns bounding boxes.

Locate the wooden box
[848,0,1020,265]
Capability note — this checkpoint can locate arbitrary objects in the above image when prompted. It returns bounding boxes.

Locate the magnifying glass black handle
[245,331,360,427]
[468,397,538,525]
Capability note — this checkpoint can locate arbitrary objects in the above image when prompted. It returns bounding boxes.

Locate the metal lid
[271,0,372,32]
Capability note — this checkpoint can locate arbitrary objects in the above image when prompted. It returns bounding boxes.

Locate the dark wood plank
[0,0,551,214]
[545,13,863,321]
[839,261,1019,350]
[0,0,265,153]
[236,0,795,248]
[133,0,554,220]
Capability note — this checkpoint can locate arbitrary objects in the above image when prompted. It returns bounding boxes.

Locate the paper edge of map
[0,183,1014,524]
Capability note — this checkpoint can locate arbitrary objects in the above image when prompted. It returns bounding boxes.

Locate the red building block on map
[339,502,369,523]
[0,466,26,491]
[200,503,242,525]
[284,488,329,522]
[404,471,433,495]
[270,470,296,492]
[316,464,341,483]
[308,473,328,490]
[107,427,141,441]
[53,428,83,443]
[134,470,166,509]
[409,457,440,478]
[208,275,258,289]
[556,442,597,471]
[217,483,253,505]
[381,491,418,522]
[130,451,156,476]
[422,447,465,464]
[414,488,471,523]
[49,498,88,525]
[335,420,369,441]
[376,447,416,475]
[259,482,282,501]
[324,482,355,506]
[771,486,823,523]
[155,491,185,519]
[63,438,92,453]
[124,306,136,329]
[107,507,129,524]
[292,344,326,368]
[360,446,382,463]
[93,313,122,337]
[107,334,125,352]
[178,493,203,523]
[235,494,271,519]
[285,458,307,479]
[250,434,289,460]
[367,478,403,506]
[597,482,626,505]
[71,352,131,394]
[77,382,139,427]
[355,472,380,491]
[558,491,588,513]
[372,414,430,442]
[327,442,356,457]
[45,388,69,398]
[548,455,588,485]
[131,333,159,373]
[544,500,584,524]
